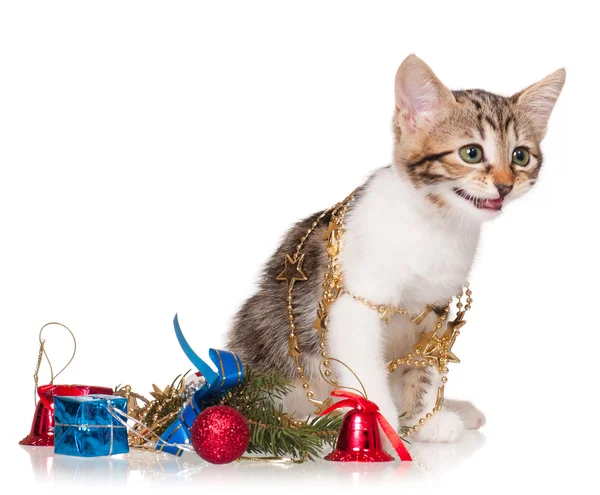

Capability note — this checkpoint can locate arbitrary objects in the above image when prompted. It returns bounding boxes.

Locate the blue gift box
[53,394,129,457]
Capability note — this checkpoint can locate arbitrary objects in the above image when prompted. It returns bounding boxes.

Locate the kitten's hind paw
[412,411,465,443]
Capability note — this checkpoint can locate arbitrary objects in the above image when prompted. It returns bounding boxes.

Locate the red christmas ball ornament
[191,405,250,464]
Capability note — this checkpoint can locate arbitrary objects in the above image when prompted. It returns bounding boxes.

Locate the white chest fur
[340,166,481,311]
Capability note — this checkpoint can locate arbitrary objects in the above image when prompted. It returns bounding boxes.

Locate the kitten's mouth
[453,188,503,211]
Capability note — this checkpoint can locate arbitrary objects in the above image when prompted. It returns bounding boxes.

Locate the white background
[1,1,598,493]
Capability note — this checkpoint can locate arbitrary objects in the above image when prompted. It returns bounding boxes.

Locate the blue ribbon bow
[155,314,244,456]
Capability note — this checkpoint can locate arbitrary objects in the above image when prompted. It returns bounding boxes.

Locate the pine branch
[219,367,293,408]
[216,368,342,460]
[245,406,342,460]
[118,367,343,459]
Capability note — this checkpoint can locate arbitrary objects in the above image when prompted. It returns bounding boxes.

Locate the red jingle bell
[19,400,54,447]
[325,408,394,462]
[320,390,412,463]
[19,384,113,447]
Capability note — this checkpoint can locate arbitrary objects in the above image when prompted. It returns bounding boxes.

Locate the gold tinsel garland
[114,374,190,448]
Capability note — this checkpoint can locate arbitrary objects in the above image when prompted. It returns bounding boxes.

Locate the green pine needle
[207,368,343,461]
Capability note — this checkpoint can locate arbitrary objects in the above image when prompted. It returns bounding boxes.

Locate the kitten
[226,55,565,443]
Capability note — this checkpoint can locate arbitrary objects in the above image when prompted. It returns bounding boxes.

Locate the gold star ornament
[313,301,328,339]
[418,335,443,371]
[439,311,466,365]
[410,304,435,326]
[419,312,465,370]
[288,334,302,360]
[443,311,467,339]
[309,397,334,415]
[324,221,343,257]
[379,305,405,325]
[413,330,438,356]
[276,253,308,293]
[440,340,460,365]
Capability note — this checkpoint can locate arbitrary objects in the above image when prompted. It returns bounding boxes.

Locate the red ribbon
[320,390,412,461]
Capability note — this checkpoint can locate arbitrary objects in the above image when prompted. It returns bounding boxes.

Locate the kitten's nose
[495,183,513,198]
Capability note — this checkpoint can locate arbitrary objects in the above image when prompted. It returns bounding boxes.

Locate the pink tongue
[480,197,503,210]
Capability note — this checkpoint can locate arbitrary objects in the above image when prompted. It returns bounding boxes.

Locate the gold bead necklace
[277,190,472,435]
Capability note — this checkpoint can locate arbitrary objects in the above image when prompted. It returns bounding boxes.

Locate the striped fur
[397,89,544,193]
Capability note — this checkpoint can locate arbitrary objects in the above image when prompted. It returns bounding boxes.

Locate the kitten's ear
[512,69,566,139]
[394,55,456,131]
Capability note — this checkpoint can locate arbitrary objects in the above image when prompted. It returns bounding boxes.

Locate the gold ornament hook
[319,357,368,400]
[34,322,77,406]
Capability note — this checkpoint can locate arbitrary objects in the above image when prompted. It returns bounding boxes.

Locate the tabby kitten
[227,55,565,443]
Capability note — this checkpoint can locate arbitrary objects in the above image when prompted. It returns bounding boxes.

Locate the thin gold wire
[319,357,368,399]
[33,322,77,406]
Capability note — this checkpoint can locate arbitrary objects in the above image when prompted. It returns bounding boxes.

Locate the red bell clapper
[320,390,412,462]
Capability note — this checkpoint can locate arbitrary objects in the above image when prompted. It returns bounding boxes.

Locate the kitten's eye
[459,145,484,164]
[512,147,530,167]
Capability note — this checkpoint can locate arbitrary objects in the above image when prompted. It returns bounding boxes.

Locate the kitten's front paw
[412,411,464,443]
[444,400,486,430]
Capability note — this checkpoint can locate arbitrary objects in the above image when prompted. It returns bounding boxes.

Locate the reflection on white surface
[21,431,485,485]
